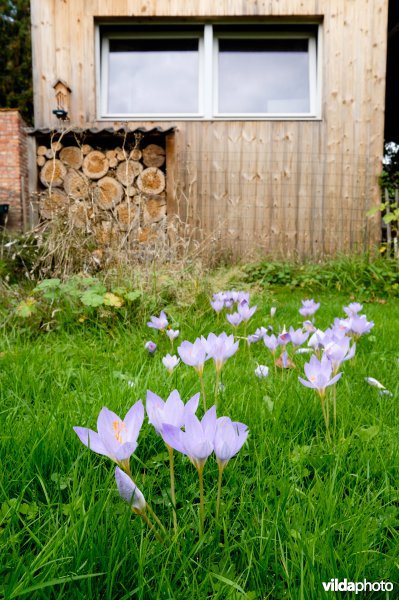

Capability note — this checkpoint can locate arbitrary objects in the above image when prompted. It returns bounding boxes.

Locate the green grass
[1,284,399,599]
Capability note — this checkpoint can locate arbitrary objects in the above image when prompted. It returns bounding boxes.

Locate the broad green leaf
[16,298,37,318]
[357,425,380,443]
[33,278,61,291]
[124,290,142,302]
[80,291,105,307]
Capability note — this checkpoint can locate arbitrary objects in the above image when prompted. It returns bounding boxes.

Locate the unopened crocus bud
[255,365,269,378]
[115,467,146,513]
[145,340,157,354]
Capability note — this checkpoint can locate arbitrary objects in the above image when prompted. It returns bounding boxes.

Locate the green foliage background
[0,0,33,124]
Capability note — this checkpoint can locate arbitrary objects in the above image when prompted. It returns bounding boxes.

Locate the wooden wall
[30,0,388,258]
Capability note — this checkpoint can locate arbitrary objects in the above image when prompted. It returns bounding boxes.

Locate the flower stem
[198,371,207,412]
[216,464,225,521]
[319,391,331,443]
[145,502,167,536]
[198,466,205,536]
[139,510,164,544]
[214,369,221,409]
[167,444,178,534]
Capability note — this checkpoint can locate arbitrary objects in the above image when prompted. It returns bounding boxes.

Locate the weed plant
[0,269,399,598]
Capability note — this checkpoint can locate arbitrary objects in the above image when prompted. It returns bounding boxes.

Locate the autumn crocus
[324,338,356,374]
[343,302,363,317]
[162,407,217,535]
[115,467,165,541]
[255,365,269,378]
[178,338,209,409]
[298,354,342,439]
[213,416,248,519]
[299,299,320,317]
[147,310,168,331]
[288,326,309,348]
[166,328,179,343]
[73,401,144,473]
[162,353,180,374]
[201,332,239,405]
[237,301,257,321]
[226,312,243,327]
[263,333,280,356]
[144,340,157,354]
[146,389,199,532]
[348,314,374,337]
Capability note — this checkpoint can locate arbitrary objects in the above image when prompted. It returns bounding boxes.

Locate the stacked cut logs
[36,140,167,250]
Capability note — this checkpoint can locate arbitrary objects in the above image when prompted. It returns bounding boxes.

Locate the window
[99,24,320,119]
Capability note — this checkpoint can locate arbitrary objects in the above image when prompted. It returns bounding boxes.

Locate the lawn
[1,275,399,599]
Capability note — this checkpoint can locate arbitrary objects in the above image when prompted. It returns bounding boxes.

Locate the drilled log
[36,155,46,167]
[39,159,67,187]
[116,160,143,186]
[136,167,165,195]
[82,151,109,179]
[64,169,90,200]
[94,176,124,210]
[45,148,55,159]
[142,144,166,168]
[60,146,84,169]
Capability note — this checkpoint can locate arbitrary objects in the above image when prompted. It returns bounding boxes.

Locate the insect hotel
[24,0,389,259]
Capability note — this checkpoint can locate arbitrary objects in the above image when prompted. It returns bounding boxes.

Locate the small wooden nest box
[53,79,71,115]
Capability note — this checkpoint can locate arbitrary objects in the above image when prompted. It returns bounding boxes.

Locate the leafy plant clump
[243,256,399,297]
[12,274,142,329]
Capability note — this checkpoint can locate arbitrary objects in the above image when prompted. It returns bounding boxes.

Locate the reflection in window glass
[218,39,310,114]
[108,39,199,114]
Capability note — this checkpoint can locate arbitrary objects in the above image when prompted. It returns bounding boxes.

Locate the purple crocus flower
[144,340,157,354]
[146,389,199,436]
[323,338,356,373]
[213,416,248,468]
[348,315,374,337]
[162,406,217,470]
[303,320,317,332]
[298,354,342,395]
[263,333,280,354]
[226,312,244,327]
[365,376,386,390]
[115,466,146,513]
[177,338,208,375]
[211,298,225,313]
[166,328,179,341]
[201,332,239,372]
[278,328,291,346]
[237,301,257,321]
[288,326,310,347]
[299,299,320,317]
[73,401,144,467]
[162,353,180,373]
[343,302,363,317]
[255,365,269,378]
[147,310,168,331]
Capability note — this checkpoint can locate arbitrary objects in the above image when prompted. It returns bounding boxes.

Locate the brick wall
[0,109,29,230]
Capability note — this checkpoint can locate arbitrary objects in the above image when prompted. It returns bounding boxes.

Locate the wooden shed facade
[30,0,388,259]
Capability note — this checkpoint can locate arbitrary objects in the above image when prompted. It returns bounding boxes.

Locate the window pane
[218,38,310,114]
[107,39,199,114]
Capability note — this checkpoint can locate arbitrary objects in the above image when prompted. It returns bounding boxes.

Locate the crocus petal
[124,400,144,443]
[96,407,124,456]
[163,390,185,428]
[115,441,138,461]
[298,376,317,389]
[115,467,146,512]
[161,424,186,454]
[184,392,200,419]
[73,427,110,457]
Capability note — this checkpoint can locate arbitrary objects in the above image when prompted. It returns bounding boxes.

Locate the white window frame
[98,23,321,121]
